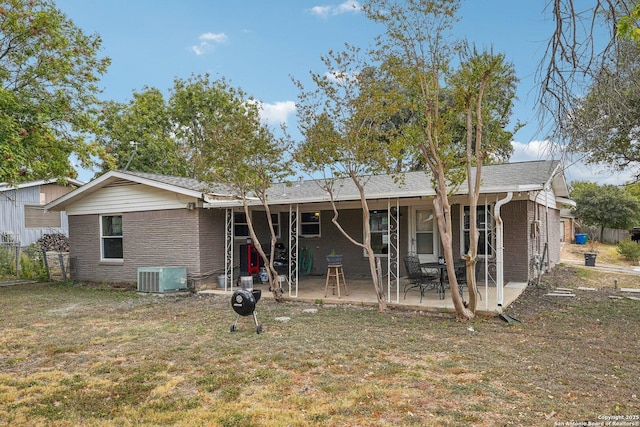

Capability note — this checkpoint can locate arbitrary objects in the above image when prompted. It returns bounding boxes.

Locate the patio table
[420,261,465,300]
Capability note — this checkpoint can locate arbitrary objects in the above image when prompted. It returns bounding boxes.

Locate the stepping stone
[546,293,576,297]
[577,286,597,291]
[274,317,291,323]
[620,288,640,293]
[302,308,318,314]
[555,287,574,292]
[624,296,640,301]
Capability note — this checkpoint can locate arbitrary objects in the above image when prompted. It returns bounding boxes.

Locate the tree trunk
[326,175,387,312]
[243,202,283,302]
[433,187,474,320]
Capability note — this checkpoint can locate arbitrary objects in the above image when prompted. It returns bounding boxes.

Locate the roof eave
[45,171,207,211]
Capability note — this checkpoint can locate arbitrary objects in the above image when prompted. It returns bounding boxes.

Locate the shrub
[617,239,640,264]
[19,244,48,281]
[0,246,17,276]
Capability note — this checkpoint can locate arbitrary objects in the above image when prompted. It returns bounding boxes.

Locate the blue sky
[54,0,631,185]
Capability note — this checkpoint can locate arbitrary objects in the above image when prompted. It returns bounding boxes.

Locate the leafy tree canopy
[571,181,640,235]
[97,87,188,176]
[564,41,640,181]
[0,0,111,184]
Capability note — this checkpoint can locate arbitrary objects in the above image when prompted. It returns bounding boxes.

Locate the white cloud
[509,139,559,163]
[191,32,228,56]
[309,1,361,18]
[258,101,297,125]
[510,140,635,185]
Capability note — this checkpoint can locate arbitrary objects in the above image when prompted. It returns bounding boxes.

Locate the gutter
[494,191,513,309]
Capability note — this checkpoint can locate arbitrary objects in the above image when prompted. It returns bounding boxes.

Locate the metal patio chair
[452,261,482,302]
[403,253,439,303]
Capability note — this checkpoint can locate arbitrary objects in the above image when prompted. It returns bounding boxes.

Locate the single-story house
[44,160,573,307]
[1,178,83,246]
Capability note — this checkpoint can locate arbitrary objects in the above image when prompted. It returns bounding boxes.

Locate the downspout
[494,191,513,309]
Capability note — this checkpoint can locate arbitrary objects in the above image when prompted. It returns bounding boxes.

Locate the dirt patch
[506,243,640,322]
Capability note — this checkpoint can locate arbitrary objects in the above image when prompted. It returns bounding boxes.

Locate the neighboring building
[45,160,573,307]
[560,208,577,243]
[0,179,83,246]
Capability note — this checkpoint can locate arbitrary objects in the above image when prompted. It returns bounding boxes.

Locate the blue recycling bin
[575,233,588,245]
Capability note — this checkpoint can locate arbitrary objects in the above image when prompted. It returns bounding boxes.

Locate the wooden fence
[576,226,632,243]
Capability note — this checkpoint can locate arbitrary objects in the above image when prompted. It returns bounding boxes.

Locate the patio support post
[387,199,400,303]
[484,198,489,310]
[224,208,234,292]
[288,204,299,297]
[494,192,513,308]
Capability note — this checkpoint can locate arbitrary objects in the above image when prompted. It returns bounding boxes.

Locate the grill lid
[231,289,262,316]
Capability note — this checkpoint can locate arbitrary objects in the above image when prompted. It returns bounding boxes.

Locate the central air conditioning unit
[137,266,187,293]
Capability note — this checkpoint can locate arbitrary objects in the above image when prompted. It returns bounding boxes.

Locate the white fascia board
[556,196,576,207]
[45,171,205,211]
[1,177,84,193]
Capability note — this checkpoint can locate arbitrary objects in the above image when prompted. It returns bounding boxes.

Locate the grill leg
[231,315,241,332]
[252,311,262,334]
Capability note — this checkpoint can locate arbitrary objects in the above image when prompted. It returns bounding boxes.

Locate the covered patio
[202,274,528,317]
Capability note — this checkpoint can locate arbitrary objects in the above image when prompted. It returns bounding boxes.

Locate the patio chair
[453,261,482,301]
[403,253,439,303]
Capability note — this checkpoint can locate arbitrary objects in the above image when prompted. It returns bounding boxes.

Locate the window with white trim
[101,215,123,260]
[369,210,389,255]
[416,209,435,255]
[462,205,493,256]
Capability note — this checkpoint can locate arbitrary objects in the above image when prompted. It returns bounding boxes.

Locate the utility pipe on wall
[494,191,513,308]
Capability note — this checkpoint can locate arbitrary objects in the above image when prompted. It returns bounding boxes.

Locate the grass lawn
[0,266,639,426]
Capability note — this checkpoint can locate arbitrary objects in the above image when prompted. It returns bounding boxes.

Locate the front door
[413,208,437,263]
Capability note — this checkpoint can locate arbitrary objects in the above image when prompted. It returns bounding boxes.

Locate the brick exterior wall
[68,208,225,286]
[197,208,226,283]
[67,201,561,286]
[501,200,530,282]
[499,200,561,283]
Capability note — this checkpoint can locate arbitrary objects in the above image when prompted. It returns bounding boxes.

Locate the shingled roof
[45,160,569,211]
[260,160,567,205]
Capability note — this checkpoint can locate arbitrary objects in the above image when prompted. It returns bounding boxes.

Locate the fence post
[42,249,50,280]
[58,252,67,281]
[15,245,19,277]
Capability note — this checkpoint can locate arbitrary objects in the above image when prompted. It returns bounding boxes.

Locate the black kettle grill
[230,288,262,334]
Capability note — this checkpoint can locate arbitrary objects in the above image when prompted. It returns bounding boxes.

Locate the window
[463,206,493,256]
[101,215,123,260]
[369,210,389,255]
[300,212,320,237]
[416,209,434,255]
[234,212,249,239]
[234,212,280,239]
[24,205,61,228]
[269,213,280,238]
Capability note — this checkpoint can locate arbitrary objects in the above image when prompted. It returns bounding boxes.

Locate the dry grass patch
[0,277,638,426]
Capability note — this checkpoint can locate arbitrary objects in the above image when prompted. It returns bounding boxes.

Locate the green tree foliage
[572,181,640,240]
[0,0,111,184]
[361,0,519,319]
[564,41,640,181]
[187,75,292,301]
[97,87,187,176]
[294,45,406,311]
[617,2,640,41]
[449,47,518,313]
